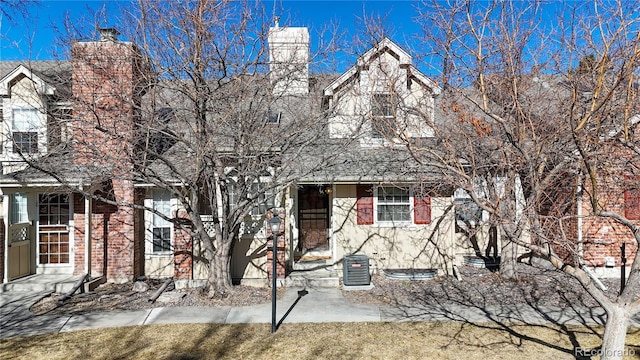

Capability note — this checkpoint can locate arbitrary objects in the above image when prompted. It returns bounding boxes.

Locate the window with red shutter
[356,185,374,225]
[414,195,431,224]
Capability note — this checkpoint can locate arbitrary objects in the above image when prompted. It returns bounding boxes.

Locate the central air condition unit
[343,254,370,286]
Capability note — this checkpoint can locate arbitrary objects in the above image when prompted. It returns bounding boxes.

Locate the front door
[8,192,31,280]
[298,186,330,251]
[8,224,30,280]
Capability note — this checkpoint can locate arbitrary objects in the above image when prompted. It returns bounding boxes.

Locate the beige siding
[144,255,174,277]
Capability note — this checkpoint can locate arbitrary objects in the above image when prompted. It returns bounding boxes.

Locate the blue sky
[1,0,422,67]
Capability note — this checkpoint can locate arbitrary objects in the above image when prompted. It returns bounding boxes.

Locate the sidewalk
[0,286,624,339]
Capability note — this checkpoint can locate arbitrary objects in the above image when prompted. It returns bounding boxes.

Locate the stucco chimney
[268,25,309,96]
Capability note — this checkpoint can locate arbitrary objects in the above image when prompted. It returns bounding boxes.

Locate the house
[0,23,629,289]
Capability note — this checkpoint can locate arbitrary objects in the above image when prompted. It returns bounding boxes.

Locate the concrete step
[286,268,340,288]
[1,274,83,293]
[292,259,330,271]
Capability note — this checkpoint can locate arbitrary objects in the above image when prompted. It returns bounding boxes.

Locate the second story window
[263,110,282,125]
[12,108,40,154]
[228,181,275,216]
[371,93,395,139]
[250,183,275,215]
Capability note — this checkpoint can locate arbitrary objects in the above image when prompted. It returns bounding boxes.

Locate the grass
[1,322,640,359]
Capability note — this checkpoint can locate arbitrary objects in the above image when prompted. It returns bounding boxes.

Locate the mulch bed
[31,263,620,315]
[342,263,621,308]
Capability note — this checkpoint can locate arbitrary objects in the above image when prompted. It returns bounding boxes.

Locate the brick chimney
[71,27,145,169]
[70,28,145,282]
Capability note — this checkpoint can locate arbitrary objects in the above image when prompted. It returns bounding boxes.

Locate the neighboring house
[0,24,629,288]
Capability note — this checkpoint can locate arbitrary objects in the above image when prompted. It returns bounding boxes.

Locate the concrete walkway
[0,286,633,339]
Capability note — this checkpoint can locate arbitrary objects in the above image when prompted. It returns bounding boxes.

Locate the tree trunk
[207,250,233,296]
[498,226,518,280]
[600,305,630,360]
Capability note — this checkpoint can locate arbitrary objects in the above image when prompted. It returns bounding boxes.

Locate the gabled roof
[323,37,441,97]
[0,61,71,97]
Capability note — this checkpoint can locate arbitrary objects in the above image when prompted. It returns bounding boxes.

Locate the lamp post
[268,214,281,333]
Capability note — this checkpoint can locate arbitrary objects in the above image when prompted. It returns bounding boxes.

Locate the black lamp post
[268,214,281,333]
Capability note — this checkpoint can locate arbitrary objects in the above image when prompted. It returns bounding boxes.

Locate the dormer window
[371,93,395,139]
[263,110,282,124]
[12,108,40,154]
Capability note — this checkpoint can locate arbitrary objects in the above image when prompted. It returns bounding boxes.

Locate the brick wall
[579,147,639,268]
[71,36,145,282]
[134,188,145,278]
[581,182,638,268]
[102,180,137,281]
[72,193,86,275]
[173,208,193,279]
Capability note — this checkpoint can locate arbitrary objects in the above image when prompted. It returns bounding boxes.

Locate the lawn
[1,322,639,359]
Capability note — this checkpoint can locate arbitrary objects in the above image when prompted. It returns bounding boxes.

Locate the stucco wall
[331,184,456,275]
[327,51,435,140]
[1,76,49,161]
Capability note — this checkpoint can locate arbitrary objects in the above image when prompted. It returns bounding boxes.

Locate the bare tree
[110,0,342,293]
[408,0,640,358]
[5,0,341,295]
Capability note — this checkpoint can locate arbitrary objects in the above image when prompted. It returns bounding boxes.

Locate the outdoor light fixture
[269,215,281,235]
[268,214,281,333]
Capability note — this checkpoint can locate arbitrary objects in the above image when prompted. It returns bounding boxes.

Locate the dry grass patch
[1,322,640,359]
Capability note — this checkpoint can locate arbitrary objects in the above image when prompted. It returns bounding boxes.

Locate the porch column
[85,191,92,277]
[331,184,337,270]
[2,194,7,283]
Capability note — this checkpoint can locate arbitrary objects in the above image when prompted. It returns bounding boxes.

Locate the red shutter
[625,190,640,220]
[356,185,374,225]
[414,195,431,224]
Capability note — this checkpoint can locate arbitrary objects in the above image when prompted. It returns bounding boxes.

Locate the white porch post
[84,189,92,277]
[331,184,337,270]
[3,194,8,283]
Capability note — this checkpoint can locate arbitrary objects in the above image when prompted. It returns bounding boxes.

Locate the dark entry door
[298,187,329,250]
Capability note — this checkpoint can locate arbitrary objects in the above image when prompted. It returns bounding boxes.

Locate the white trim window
[375,186,411,223]
[371,93,395,139]
[10,192,28,224]
[250,183,275,216]
[11,108,41,154]
[38,193,71,265]
[151,189,172,253]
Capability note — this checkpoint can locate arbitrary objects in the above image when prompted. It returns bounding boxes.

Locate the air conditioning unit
[343,254,370,286]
